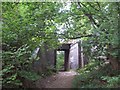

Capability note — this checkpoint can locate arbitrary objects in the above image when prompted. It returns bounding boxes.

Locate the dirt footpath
[36,70,78,88]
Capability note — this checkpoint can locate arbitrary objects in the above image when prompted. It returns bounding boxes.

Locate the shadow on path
[36,70,78,88]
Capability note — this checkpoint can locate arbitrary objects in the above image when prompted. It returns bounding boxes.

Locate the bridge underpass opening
[55,44,70,71]
[56,51,65,71]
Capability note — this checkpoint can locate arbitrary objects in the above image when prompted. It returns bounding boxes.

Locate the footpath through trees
[36,70,78,88]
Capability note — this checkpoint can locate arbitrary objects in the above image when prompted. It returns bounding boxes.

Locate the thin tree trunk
[108,45,120,70]
[109,55,119,70]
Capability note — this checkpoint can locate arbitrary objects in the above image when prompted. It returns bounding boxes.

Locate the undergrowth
[72,60,120,88]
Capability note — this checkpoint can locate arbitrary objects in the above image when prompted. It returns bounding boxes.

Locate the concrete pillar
[69,43,79,70]
[64,50,69,71]
[80,40,84,68]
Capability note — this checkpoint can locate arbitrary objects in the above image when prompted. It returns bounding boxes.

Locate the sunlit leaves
[2,2,119,88]
[70,2,119,60]
[2,2,64,88]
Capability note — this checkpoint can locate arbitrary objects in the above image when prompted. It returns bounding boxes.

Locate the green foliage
[101,75,120,87]
[2,2,120,88]
[70,2,119,61]
[73,61,120,88]
[56,51,64,70]
[2,73,22,87]
[42,68,56,77]
[19,70,40,81]
[2,2,62,88]
[2,45,40,88]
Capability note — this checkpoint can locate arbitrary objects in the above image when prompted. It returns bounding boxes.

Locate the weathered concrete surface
[32,40,88,73]
[32,45,56,72]
[69,43,79,70]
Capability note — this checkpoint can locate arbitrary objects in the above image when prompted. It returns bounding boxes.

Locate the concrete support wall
[69,43,79,70]
[32,45,56,73]
[80,40,84,68]
[32,41,88,72]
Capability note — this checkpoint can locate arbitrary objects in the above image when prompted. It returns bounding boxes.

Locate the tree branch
[77,2,99,28]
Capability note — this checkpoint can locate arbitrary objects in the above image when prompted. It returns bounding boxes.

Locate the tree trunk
[109,55,119,70]
[107,45,120,70]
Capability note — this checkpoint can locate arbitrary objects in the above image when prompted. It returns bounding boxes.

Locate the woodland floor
[36,70,78,88]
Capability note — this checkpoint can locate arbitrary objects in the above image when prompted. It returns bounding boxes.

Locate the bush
[2,45,41,88]
[72,60,120,88]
